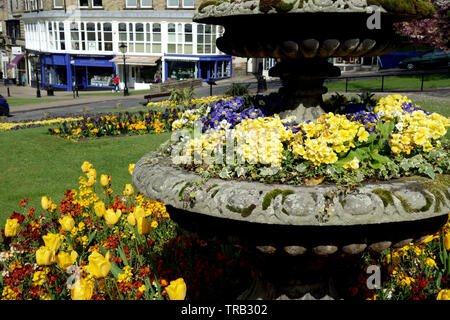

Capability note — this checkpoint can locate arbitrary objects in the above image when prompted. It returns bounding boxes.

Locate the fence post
[381,75,384,92]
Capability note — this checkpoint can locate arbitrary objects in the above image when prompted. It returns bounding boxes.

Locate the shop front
[40,53,116,91]
[164,54,232,82]
[110,55,160,90]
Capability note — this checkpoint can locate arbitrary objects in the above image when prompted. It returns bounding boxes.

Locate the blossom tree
[395,0,450,51]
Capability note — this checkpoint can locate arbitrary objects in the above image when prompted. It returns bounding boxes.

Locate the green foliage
[225,83,251,97]
[168,87,196,104]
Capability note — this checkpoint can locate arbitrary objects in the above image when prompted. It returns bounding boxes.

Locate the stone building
[20,0,233,91]
[0,0,28,84]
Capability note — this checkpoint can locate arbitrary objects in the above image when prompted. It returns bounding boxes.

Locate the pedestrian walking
[114,75,120,92]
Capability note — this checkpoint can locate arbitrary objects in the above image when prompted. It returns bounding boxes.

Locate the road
[9,78,282,122]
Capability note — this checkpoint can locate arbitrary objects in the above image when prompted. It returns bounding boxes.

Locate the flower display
[170,93,449,186]
[49,109,181,141]
[0,162,251,300]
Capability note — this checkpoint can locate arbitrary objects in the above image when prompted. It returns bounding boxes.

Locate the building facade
[20,0,232,91]
[0,0,28,84]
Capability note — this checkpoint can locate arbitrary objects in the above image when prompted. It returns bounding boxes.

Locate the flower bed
[0,161,251,300]
[0,116,84,132]
[168,93,449,186]
[49,110,181,141]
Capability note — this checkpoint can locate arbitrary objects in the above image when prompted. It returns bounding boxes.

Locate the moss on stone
[262,189,295,210]
[421,174,450,212]
[178,182,192,199]
[211,189,219,198]
[198,0,223,12]
[275,0,297,13]
[281,190,295,204]
[226,204,257,218]
[172,181,184,190]
[372,188,395,207]
[367,0,435,17]
[281,208,289,216]
[392,193,415,213]
[262,189,283,210]
[259,0,281,13]
[206,184,219,192]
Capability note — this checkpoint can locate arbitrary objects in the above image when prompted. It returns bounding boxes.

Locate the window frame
[125,0,138,8]
[53,0,63,8]
[140,0,152,8]
[92,0,103,8]
[167,0,179,8]
[182,0,194,8]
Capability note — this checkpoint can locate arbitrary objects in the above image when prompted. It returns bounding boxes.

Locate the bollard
[7,87,10,97]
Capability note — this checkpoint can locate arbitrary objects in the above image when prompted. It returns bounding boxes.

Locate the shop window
[182,0,194,8]
[103,23,113,51]
[71,23,80,51]
[141,0,152,7]
[224,60,230,77]
[54,66,67,85]
[167,0,179,8]
[136,66,155,83]
[168,61,197,80]
[126,0,138,7]
[217,61,223,78]
[88,67,114,87]
[54,0,63,8]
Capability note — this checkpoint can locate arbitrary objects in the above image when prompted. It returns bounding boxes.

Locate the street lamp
[30,54,41,98]
[119,42,129,96]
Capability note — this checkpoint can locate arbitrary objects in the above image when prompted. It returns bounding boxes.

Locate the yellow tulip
[94,201,106,218]
[104,209,121,226]
[59,215,75,232]
[36,246,56,266]
[41,196,52,211]
[127,212,137,226]
[71,277,94,300]
[86,251,111,278]
[100,174,111,187]
[165,278,187,300]
[81,161,93,173]
[124,184,134,196]
[444,232,450,251]
[128,163,135,176]
[134,206,146,220]
[87,169,97,180]
[437,289,450,300]
[137,216,152,235]
[86,177,96,187]
[42,233,62,251]
[56,250,78,271]
[4,218,20,237]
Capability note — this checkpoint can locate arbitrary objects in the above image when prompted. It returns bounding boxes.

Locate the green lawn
[0,129,170,226]
[6,97,68,106]
[325,73,450,92]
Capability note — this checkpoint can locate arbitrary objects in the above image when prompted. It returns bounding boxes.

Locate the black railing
[325,68,449,92]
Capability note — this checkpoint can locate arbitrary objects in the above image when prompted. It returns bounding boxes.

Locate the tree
[395,0,449,51]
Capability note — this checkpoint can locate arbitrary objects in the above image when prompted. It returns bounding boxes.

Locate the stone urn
[133,0,448,299]
[194,0,435,122]
[133,150,450,299]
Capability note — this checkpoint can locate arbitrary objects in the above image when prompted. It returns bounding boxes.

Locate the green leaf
[110,262,123,278]
[117,246,129,266]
